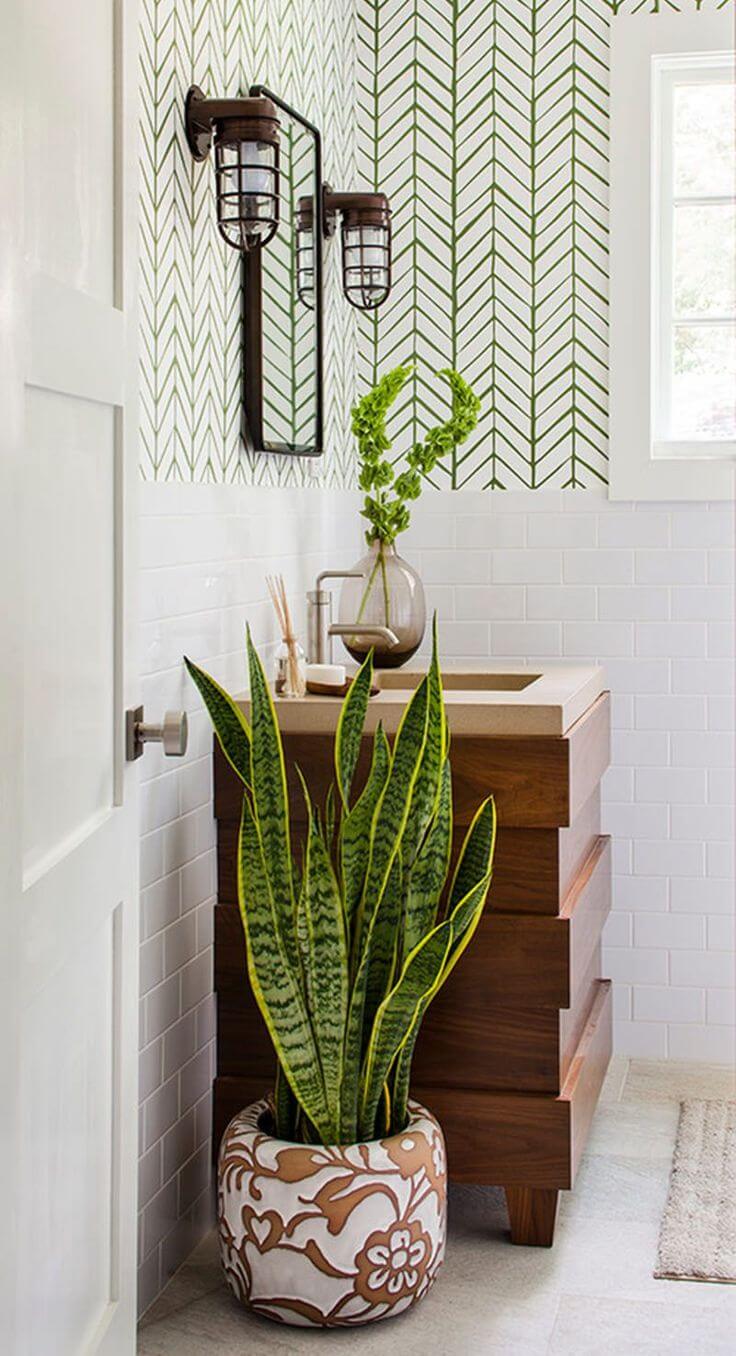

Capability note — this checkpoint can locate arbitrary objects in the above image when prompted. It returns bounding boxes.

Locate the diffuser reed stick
[266,574,306,698]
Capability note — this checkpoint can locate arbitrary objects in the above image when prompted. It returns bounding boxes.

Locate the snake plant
[185,622,496,1146]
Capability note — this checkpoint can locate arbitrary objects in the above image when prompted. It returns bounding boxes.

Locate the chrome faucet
[307,569,399,664]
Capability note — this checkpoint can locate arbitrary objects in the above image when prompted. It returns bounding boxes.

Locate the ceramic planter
[218,1097,447,1327]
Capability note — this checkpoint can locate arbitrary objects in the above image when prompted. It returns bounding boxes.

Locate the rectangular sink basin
[376,671,541,693]
[241,663,606,738]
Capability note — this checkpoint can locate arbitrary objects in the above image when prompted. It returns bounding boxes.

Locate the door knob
[126,706,188,761]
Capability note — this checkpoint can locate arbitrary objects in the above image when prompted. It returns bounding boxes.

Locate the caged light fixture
[184,81,392,311]
[184,85,281,251]
[325,190,392,311]
[296,189,392,312]
[184,81,393,457]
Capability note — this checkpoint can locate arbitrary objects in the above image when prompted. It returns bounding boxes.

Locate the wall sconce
[295,196,316,309]
[184,81,392,457]
[184,86,281,251]
[296,189,392,312]
[325,191,392,310]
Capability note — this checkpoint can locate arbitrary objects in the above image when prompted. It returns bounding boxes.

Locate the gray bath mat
[655,1099,736,1283]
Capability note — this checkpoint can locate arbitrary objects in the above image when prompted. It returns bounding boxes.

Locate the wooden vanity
[211,665,612,1247]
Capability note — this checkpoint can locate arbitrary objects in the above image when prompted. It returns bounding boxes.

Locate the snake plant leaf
[246,628,297,972]
[353,676,429,970]
[274,1062,298,1141]
[238,796,332,1141]
[339,935,373,1143]
[449,794,497,913]
[443,799,497,976]
[389,1017,421,1132]
[325,783,336,846]
[389,800,497,1131]
[360,865,494,1139]
[341,723,390,930]
[184,656,251,788]
[361,853,403,1056]
[358,918,454,1140]
[401,616,446,870]
[334,649,374,808]
[302,823,349,1129]
[403,757,453,960]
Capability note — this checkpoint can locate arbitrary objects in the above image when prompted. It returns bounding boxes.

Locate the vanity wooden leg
[504,1186,560,1247]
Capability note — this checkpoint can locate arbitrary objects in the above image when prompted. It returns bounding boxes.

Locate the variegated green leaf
[390,1019,421,1133]
[449,795,497,913]
[274,1062,298,1141]
[303,824,349,1128]
[340,932,372,1143]
[391,822,494,1133]
[335,650,374,808]
[352,677,429,970]
[361,853,403,1055]
[246,628,297,972]
[403,758,453,960]
[341,723,390,929]
[358,918,453,1140]
[401,617,446,870]
[184,656,251,787]
[238,796,332,1141]
[360,865,494,1139]
[443,799,497,977]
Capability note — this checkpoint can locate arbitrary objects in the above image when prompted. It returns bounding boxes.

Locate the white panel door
[0,1,140,1352]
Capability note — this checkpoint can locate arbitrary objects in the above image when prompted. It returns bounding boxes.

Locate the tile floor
[138,1059,736,1355]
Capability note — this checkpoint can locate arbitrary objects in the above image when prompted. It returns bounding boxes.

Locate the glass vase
[338,541,426,668]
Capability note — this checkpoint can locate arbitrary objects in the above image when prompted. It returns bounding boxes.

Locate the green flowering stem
[355,547,383,625]
[351,364,481,551]
[355,541,392,628]
[379,547,390,625]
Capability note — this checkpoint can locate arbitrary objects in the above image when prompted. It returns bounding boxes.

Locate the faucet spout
[329,623,400,649]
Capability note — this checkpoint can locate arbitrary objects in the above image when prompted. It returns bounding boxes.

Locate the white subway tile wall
[406,489,735,1068]
[136,482,360,1313]
[137,481,735,1312]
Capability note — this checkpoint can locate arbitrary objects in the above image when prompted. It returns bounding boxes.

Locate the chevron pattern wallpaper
[355,0,732,489]
[140,0,730,487]
[139,0,358,484]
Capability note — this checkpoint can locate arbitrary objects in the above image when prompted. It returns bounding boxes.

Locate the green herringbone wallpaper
[140,0,358,484]
[140,1,731,486]
[355,0,733,489]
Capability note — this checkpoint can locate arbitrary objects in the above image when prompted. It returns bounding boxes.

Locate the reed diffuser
[266,574,306,699]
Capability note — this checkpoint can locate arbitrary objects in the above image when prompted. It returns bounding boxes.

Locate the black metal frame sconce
[184,81,392,457]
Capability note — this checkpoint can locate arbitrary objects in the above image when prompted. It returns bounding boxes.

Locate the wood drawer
[216,789,602,919]
[414,980,612,1190]
[415,835,610,1013]
[213,981,612,1189]
[214,836,610,1098]
[214,693,611,831]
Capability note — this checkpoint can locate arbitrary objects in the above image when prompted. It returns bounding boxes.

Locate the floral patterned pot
[218,1098,447,1328]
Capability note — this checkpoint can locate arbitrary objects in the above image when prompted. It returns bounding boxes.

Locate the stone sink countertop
[239,662,606,738]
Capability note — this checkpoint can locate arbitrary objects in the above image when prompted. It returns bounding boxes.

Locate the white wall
[136,479,735,1315]
[404,489,735,1064]
[136,481,360,1313]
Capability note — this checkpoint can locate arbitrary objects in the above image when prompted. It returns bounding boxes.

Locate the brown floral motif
[217,1098,447,1328]
[385,1124,447,1205]
[354,1220,431,1308]
[385,1129,430,1178]
[240,1205,283,1253]
[428,1128,447,1200]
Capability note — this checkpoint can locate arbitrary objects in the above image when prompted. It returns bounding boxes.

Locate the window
[610,8,735,500]
[653,57,735,454]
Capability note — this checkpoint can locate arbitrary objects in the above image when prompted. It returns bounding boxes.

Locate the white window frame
[610,8,735,501]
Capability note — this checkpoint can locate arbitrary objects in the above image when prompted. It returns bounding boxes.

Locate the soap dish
[306,677,379,699]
